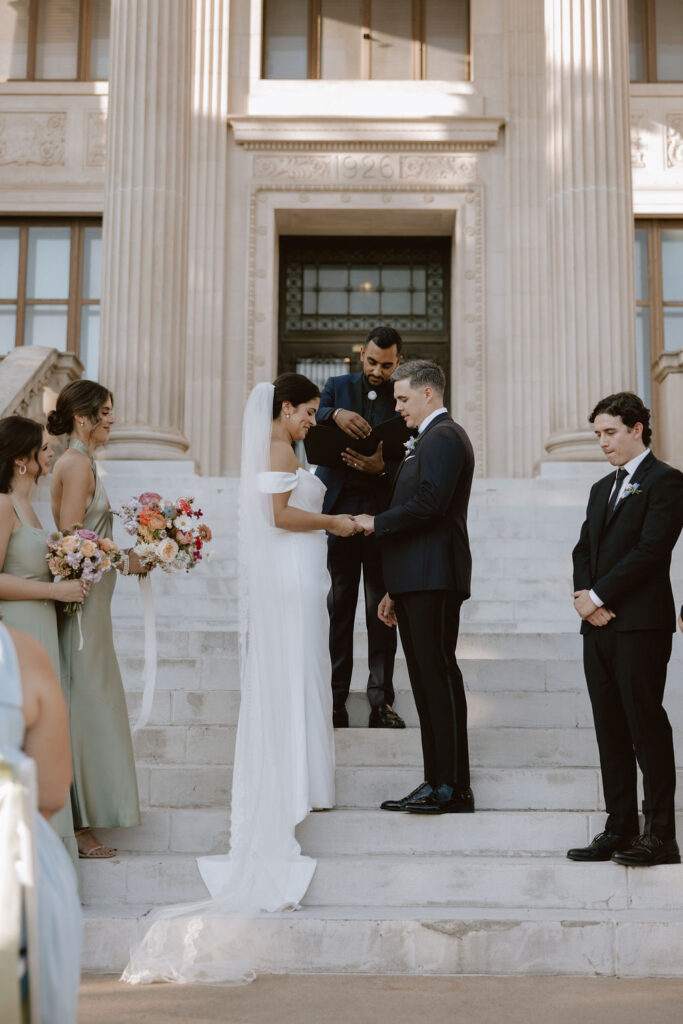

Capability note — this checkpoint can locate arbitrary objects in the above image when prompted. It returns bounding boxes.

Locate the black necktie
[606,467,627,517]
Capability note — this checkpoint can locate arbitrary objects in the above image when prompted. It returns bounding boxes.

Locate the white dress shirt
[418,407,448,434]
[590,448,651,607]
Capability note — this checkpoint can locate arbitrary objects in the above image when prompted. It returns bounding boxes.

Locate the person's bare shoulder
[270,439,298,473]
[53,449,92,483]
[0,492,15,520]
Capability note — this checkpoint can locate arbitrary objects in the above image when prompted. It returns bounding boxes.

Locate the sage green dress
[0,502,78,866]
[57,438,140,830]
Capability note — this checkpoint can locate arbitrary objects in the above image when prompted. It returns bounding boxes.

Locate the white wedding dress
[123,384,335,985]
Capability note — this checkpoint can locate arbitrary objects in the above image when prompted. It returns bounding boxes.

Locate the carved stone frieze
[85,111,107,167]
[252,152,479,185]
[400,155,477,182]
[0,112,66,167]
[253,155,334,180]
[665,114,683,169]
[630,113,645,169]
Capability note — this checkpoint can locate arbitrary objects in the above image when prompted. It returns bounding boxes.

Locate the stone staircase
[43,461,683,977]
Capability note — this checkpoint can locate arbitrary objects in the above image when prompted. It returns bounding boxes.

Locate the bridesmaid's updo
[272,373,320,420]
[47,379,113,437]
[0,415,44,493]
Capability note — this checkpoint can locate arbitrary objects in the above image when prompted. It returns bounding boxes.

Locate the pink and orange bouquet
[46,528,121,614]
[114,492,212,574]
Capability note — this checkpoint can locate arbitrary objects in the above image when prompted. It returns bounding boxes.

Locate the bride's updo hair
[47,379,113,436]
[0,415,44,493]
[272,373,320,420]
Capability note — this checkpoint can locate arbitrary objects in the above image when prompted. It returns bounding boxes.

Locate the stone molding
[252,153,478,185]
[665,114,683,169]
[245,179,486,476]
[630,113,646,168]
[85,111,107,167]
[652,348,683,382]
[0,111,66,166]
[0,346,82,421]
[229,116,504,150]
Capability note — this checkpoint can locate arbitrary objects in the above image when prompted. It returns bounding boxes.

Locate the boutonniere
[622,483,643,498]
[404,435,419,454]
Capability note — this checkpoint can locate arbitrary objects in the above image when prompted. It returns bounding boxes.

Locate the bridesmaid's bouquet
[46,528,121,615]
[114,493,212,574]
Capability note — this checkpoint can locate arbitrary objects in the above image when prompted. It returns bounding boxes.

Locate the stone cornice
[228,115,504,150]
[653,349,683,382]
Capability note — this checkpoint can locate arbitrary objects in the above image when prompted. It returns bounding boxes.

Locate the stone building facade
[0,0,681,475]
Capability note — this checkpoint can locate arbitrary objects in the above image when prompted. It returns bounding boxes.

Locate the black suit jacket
[374,413,474,597]
[572,452,683,634]
[315,372,401,515]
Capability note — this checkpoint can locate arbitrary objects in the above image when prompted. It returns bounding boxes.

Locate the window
[634,221,683,408]
[0,0,111,82]
[279,236,451,387]
[629,0,683,82]
[263,0,469,81]
[0,219,102,380]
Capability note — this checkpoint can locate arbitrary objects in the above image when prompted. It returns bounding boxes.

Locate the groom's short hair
[392,360,445,396]
[589,391,652,446]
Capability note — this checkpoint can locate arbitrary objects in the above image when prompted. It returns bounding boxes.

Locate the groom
[354,360,475,814]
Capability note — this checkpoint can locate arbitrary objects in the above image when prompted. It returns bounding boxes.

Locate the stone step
[79,850,683,911]
[130,725,683,772]
[80,902,683,977]
[95,807,683,857]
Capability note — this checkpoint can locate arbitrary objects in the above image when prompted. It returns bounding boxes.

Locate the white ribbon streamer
[76,609,84,652]
[133,573,157,733]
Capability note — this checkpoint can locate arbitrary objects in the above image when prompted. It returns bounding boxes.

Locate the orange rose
[139,510,166,531]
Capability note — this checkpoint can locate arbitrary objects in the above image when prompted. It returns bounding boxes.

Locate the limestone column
[544,0,636,460]
[184,0,230,475]
[504,0,550,476]
[99,0,191,459]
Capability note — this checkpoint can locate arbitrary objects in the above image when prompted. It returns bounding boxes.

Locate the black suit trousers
[327,490,396,710]
[583,623,675,838]
[394,589,470,787]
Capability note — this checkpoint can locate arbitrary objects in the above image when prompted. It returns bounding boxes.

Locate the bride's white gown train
[123,385,335,985]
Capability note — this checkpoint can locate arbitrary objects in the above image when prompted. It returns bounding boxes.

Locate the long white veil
[123,382,316,985]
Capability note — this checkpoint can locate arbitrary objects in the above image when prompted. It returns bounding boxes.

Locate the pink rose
[76,529,99,542]
[175,531,193,546]
[139,492,162,507]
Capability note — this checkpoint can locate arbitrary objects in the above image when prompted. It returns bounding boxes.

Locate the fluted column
[184,0,230,475]
[504,0,549,476]
[544,0,636,460]
[99,0,191,459]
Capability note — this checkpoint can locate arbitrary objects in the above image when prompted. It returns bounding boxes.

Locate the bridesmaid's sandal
[76,829,117,859]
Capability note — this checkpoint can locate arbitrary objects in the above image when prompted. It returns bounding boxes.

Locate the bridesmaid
[48,380,142,859]
[0,415,85,865]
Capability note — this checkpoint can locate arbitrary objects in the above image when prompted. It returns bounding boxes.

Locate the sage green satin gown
[57,439,140,830]
[0,502,78,866]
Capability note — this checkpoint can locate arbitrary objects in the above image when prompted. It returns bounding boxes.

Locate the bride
[124,373,358,984]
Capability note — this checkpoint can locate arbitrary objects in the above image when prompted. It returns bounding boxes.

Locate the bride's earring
[18,464,27,476]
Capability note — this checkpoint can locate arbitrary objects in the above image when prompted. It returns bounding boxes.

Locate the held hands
[329,514,361,537]
[341,441,385,476]
[353,514,375,535]
[333,409,372,440]
[378,592,397,627]
[52,579,88,604]
[572,589,616,627]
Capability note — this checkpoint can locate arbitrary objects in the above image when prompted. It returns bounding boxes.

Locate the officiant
[316,326,406,730]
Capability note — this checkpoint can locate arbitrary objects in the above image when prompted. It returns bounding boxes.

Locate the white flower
[156,538,179,563]
[134,542,157,561]
[173,514,193,531]
[403,435,418,454]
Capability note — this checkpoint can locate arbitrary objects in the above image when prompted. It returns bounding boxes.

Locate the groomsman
[568,392,683,866]
[316,326,406,729]
[355,360,475,814]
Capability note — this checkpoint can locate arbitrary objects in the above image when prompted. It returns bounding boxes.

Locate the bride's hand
[329,514,359,538]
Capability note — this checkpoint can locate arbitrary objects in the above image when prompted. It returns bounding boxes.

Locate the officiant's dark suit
[572,446,683,860]
[316,333,404,726]
[374,408,475,797]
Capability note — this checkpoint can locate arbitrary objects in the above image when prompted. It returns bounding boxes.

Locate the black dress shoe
[380,782,433,811]
[369,704,406,729]
[566,831,629,861]
[611,834,681,867]
[405,783,475,815]
[332,706,349,728]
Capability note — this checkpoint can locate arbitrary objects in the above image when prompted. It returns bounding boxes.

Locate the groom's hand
[573,590,597,618]
[378,593,397,627]
[341,442,385,475]
[353,514,375,535]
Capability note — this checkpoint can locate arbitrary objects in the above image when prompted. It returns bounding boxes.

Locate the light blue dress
[0,622,82,1024]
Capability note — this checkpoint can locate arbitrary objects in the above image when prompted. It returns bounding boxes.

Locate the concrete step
[80,902,683,976]
[96,807,683,857]
[79,850,683,911]
[130,725,683,773]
